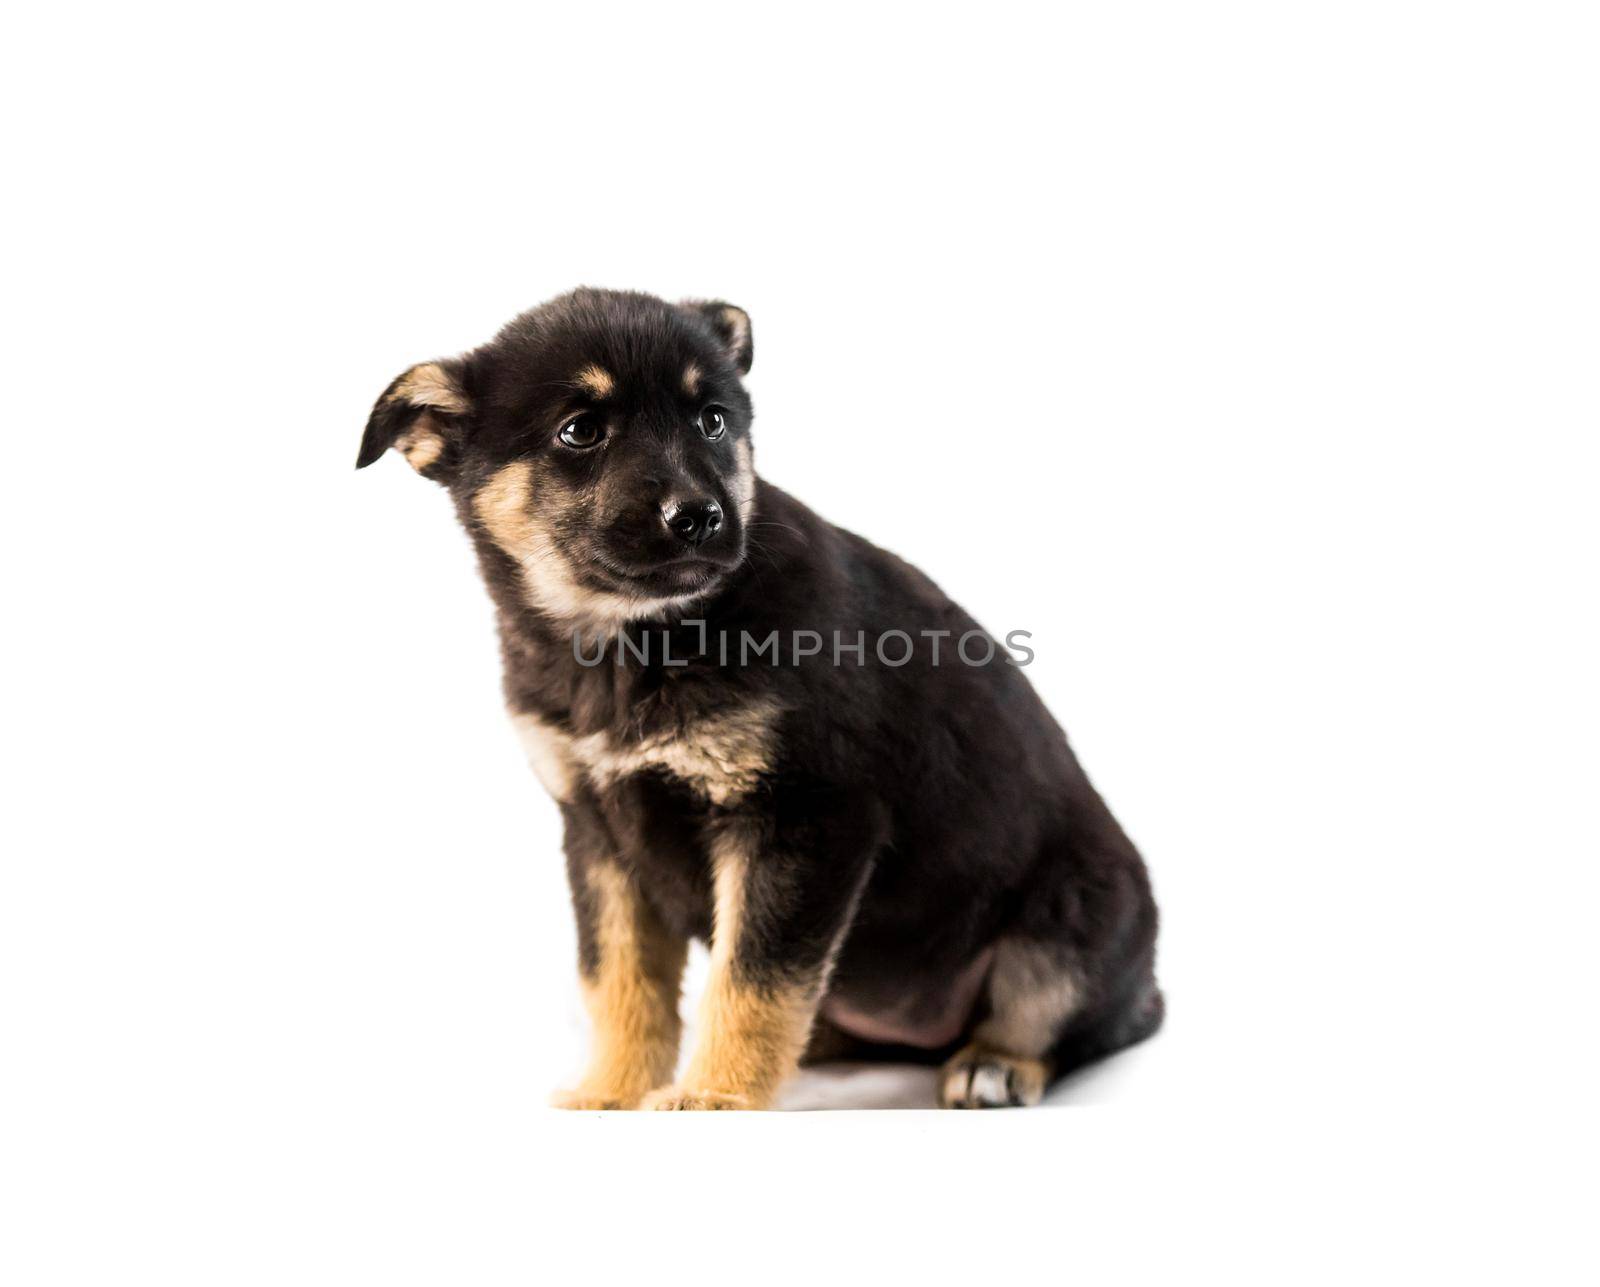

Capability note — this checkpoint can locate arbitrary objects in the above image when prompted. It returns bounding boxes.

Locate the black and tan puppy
[357,288,1162,1109]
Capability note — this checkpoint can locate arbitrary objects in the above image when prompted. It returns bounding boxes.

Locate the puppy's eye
[699,406,727,441]
[558,414,605,449]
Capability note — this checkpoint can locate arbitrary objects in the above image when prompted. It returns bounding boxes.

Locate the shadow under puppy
[357,288,1163,1109]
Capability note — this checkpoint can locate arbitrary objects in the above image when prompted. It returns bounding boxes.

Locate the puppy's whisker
[748,520,808,544]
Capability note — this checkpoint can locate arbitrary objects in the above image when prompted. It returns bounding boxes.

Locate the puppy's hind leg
[939,938,1081,1109]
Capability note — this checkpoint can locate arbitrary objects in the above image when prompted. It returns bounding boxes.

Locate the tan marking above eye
[682,362,702,396]
[575,364,616,398]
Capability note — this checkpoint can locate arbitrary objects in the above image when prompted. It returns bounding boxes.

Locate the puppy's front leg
[645,808,879,1111]
[553,811,688,1110]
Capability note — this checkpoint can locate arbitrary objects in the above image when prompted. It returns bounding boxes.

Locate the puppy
[358,288,1162,1109]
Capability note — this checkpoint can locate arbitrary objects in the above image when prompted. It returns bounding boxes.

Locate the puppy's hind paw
[640,1086,752,1111]
[939,1047,1050,1109]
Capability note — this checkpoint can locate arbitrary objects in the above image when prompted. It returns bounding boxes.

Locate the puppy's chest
[512,697,782,806]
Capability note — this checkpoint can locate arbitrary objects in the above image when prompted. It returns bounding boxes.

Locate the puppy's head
[358,288,756,624]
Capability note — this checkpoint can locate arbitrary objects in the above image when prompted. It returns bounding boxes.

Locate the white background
[3,2,1596,1282]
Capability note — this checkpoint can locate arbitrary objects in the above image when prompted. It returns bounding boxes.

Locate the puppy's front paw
[939,1046,1050,1108]
[550,1087,642,1111]
[640,1086,751,1111]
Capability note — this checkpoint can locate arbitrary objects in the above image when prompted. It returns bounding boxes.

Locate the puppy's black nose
[663,498,724,547]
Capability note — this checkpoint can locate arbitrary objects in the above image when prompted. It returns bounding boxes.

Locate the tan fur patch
[474,461,708,627]
[972,939,1083,1058]
[575,363,615,398]
[394,414,446,474]
[720,306,750,359]
[510,712,577,801]
[730,436,756,524]
[555,861,687,1110]
[569,698,782,805]
[646,828,818,1110]
[475,460,541,560]
[682,361,702,396]
[381,362,465,474]
[393,362,469,415]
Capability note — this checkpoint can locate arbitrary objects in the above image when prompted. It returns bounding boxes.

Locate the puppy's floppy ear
[681,300,753,374]
[356,358,473,479]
